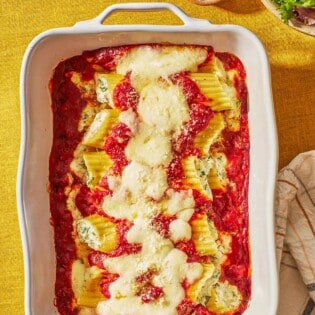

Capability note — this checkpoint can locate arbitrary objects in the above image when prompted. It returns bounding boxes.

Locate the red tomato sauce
[177,299,217,315]
[113,75,139,111]
[169,52,251,314]
[151,212,176,238]
[100,272,119,299]
[49,45,250,315]
[212,53,251,312]
[104,123,131,174]
[84,45,134,71]
[49,56,91,315]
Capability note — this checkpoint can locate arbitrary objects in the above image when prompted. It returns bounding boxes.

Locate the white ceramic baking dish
[17,3,278,315]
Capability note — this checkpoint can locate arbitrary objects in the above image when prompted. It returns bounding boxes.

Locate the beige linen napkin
[275,151,315,315]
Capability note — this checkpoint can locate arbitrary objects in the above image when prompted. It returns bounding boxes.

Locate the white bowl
[17,3,279,315]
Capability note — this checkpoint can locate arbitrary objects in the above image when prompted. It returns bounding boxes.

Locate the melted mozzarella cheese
[145,168,168,201]
[103,192,159,221]
[183,262,204,285]
[138,80,189,135]
[116,45,208,91]
[94,45,227,315]
[97,219,202,315]
[121,161,151,197]
[106,175,121,192]
[176,208,195,222]
[125,123,172,167]
[164,189,195,220]
[169,219,192,242]
[121,161,168,201]
[102,186,134,220]
[103,163,167,220]
[119,108,139,134]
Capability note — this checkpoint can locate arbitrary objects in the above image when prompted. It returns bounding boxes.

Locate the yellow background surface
[0,0,314,313]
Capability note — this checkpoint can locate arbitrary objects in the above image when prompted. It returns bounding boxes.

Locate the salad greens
[271,0,315,23]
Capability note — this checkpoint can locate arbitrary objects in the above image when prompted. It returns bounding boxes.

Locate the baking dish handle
[75,2,211,28]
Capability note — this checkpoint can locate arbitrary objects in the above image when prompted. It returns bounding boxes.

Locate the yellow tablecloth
[0,0,314,313]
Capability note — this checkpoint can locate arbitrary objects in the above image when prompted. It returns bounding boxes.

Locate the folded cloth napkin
[275,151,315,315]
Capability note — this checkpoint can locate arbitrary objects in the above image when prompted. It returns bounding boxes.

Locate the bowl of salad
[261,0,315,35]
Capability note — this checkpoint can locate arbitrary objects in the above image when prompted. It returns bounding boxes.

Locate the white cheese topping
[144,168,168,201]
[118,108,139,134]
[102,186,132,220]
[103,192,158,221]
[125,123,172,167]
[182,262,204,285]
[103,162,168,220]
[97,219,202,315]
[138,80,189,135]
[106,175,121,192]
[121,161,168,201]
[121,161,152,197]
[176,209,195,222]
[116,45,208,91]
[169,219,192,243]
[95,45,225,315]
[164,189,195,220]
